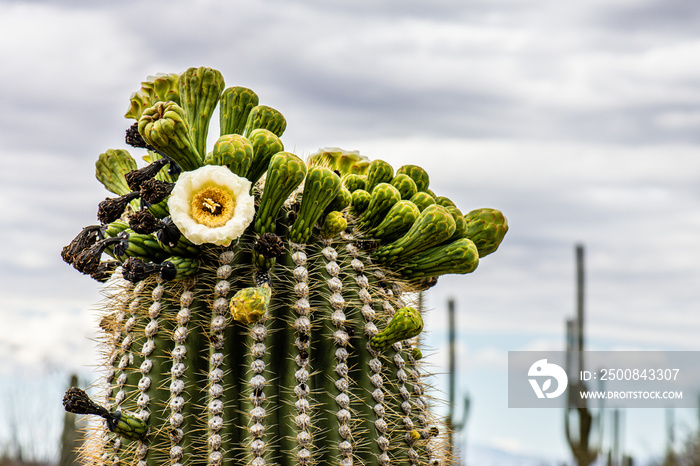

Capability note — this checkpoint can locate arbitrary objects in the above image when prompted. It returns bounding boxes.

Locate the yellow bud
[230,285,271,324]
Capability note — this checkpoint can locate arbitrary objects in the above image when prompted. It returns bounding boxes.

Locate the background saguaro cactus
[61,66,508,466]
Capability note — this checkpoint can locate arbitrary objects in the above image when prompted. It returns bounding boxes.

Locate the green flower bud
[397,164,429,192]
[220,86,259,136]
[320,211,348,238]
[307,147,370,176]
[254,152,307,236]
[246,129,284,185]
[112,410,148,441]
[125,73,180,121]
[106,229,169,262]
[356,183,401,231]
[390,173,418,200]
[96,149,138,196]
[230,285,271,324]
[365,159,394,193]
[435,196,456,208]
[350,189,371,216]
[463,208,509,257]
[205,134,254,177]
[409,191,436,212]
[102,220,130,238]
[365,200,420,242]
[370,307,424,351]
[138,101,201,171]
[125,90,150,122]
[399,237,479,280]
[372,204,456,263]
[343,174,366,192]
[324,186,352,217]
[446,206,468,241]
[179,67,225,157]
[161,255,199,280]
[289,167,341,244]
[350,161,370,175]
[244,105,287,138]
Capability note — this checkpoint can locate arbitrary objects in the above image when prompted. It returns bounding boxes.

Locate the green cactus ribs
[61,66,508,466]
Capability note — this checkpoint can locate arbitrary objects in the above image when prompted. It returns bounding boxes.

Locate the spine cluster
[290,243,313,465]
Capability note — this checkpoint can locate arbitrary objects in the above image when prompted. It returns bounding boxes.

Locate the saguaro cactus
[61,67,508,466]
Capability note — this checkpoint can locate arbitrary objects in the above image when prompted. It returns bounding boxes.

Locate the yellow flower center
[191,186,236,228]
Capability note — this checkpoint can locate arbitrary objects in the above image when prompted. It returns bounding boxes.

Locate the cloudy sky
[1,0,699,462]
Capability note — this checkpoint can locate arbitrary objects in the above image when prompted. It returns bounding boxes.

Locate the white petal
[168,165,255,246]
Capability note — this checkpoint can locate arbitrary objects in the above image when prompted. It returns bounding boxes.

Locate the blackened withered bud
[140,178,174,206]
[111,232,131,257]
[63,387,110,418]
[125,122,149,149]
[159,261,177,281]
[97,192,140,224]
[355,239,378,252]
[155,217,181,247]
[61,225,103,265]
[128,210,162,234]
[167,159,182,177]
[90,260,120,283]
[124,158,169,191]
[121,257,161,283]
[73,237,122,275]
[254,233,285,259]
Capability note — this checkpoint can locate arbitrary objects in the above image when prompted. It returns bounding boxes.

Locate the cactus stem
[248,318,269,465]
[208,250,236,466]
[345,240,391,466]
[169,283,194,466]
[290,242,313,465]
[375,280,422,464]
[136,277,165,465]
[116,280,146,409]
[320,241,354,466]
[407,347,441,464]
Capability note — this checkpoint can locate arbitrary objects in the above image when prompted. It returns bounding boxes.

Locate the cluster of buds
[62,154,186,283]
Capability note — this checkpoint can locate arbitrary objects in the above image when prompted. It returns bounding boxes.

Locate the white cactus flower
[168,165,255,246]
